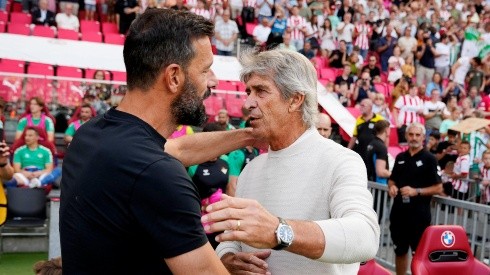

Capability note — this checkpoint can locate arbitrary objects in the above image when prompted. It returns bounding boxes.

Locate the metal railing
[369,181,490,270]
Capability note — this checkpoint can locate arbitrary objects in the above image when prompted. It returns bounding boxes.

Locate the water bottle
[402,196,410,203]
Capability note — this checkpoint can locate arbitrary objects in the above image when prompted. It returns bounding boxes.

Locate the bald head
[316,113,332,139]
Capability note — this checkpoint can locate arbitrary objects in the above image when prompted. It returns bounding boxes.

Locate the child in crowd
[337,81,351,107]
[372,93,392,122]
[441,161,455,197]
[479,150,490,205]
[325,82,334,93]
[451,141,471,201]
[401,55,415,79]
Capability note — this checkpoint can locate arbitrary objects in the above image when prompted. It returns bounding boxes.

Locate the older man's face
[244,74,292,143]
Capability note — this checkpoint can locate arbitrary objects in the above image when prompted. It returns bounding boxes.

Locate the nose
[207,70,218,90]
[244,92,256,110]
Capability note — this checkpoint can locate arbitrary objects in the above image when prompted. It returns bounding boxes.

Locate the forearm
[418,183,443,196]
[286,220,325,259]
[347,136,357,149]
[165,128,254,167]
[0,165,14,181]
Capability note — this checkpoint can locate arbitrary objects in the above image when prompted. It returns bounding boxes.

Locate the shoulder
[38,145,53,155]
[14,145,27,154]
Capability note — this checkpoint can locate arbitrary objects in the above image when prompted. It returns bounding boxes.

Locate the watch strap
[273,217,290,250]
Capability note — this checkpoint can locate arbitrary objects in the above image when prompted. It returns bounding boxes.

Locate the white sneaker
[29,178,42,188]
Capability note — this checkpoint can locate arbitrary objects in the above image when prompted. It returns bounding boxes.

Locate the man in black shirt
[416,37,437,86]
[361,55,381,83]
[60,10,233,274]
[388,122,443,275]
[328,40,347,68]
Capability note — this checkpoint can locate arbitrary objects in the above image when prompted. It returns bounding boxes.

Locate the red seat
[216,81,238,91]
[0,75,22,101]
[9,12,31,24]
[81,31,103,43]
[101,22,118,34]
[318,78,329,87]
[236,82,246,92]
[25,78,54,103]
[57,66,83,78]
[388,126,399,146]
[320,68,337,81]
[57,28,80,40]
[0,21,5,33]
[32,25,55,38]
[245,23,257,36]
[0,59,25,73]
[28,62,54,76]
[225,94,246,118]
[7,23,30,35]
[11,2,22,12]
[0,10,8,22]
[357,259,391,275]
[111,71,126,82]
[80,20,100,33]
[203,95,224,120]
[374,83,387,96]
[411,225,490,275]
[104,33,125,45]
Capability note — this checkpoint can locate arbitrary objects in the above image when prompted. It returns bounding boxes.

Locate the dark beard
[171,78,208,127]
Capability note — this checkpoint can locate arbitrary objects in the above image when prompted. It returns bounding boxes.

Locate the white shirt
[214,19,239,52]
[453,56,471,85]
[336,22,354,43]
[434,42,451,68]
[253,24,271,43]
[55,13,80,31]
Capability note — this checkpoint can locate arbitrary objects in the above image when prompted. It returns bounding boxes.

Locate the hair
[429,131,441,141]
[482,150,490,158]
[472,57,482,66]
[30,96,45,108]
[33,256,62,275]
[460,140,471,148]
[92,70,106,80]
[218,109,228,116]
[25,126,40,136]
[202,122,226,132]
[239,49,318,128]
[374,120,390,135]
[123,9,214,91]
[406,122,426,135]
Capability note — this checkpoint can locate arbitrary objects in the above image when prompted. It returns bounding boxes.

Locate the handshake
[201,189,223,231]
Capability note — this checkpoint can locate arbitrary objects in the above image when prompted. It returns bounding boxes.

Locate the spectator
[216,109,235,130]
[299,41,315,60]
[479,150,490,206]
[362,55,381,82]
[353,71,377,106]
[426,131,440,155]
[266,7,287,48]
[252,17,272,47]
[287,5,307,51]
[55,3,80,31]
[115,0,139,34]
[343,50,362,76]
[59,0,79,15]
[337,12,355,54]
[434,34,452,78]
[31,0,56,26]
[305,15,320,50]
[337,81,351,107]
[377,24,398,72]
[423,89,450,137]
[388,122,443,275]
[387,45,405,84]
[214,10,239,56]
[297,0,311,20]
[467,86,482,109]
[440,107,462,139]
[334,64,354,92]
[33,256,62,275]
[15,97,55,143]
[450,56,476,98]
[278,32,297,51]
[348,98,384,163]
[64,104,94,145]
[229,0,242,20]
[372,93,392,123]
[393,84,424,143]
[85,70,112,104]
[416,36,437,86]
[319,18,336,54]
[206,49,379,274]
[336,0,354,21]
[316,112,332,139]
[190,0,210,20]
[466,57,485,93]
[450,140,471,201]
[436,130,459,169]
[354,13,372,59]
[7,127,61,189]
[256,0,273,23]
[329,40,348,68]
[397,26,417,60]
[401,54,415,78]
[425,72,444,98]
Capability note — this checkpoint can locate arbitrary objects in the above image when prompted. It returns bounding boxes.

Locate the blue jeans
[0,0,6,11]
[217,50,233,56]
[360,49,368,59]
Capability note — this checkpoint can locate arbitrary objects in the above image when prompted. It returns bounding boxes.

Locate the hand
[388,185,399,197]
[0,141,10,164]
[202,194,279,249]
[399,186,416,197]
[221,251,271,275]
[124,7,132,14]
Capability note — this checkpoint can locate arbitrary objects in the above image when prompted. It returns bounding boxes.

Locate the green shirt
[17,115,55,133]
[188,155,229,177]
[65,120,85,137]
[228,148,259,177]
[13,145,53,170]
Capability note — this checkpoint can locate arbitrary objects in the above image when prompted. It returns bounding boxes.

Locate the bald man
[316,113,332,139]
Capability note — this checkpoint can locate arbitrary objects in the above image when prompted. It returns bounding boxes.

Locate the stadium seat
[411,225,490,275]
[374,83,387,96]
[236,82,246,92]
[11,2,22,12]
[104,33,125,45]
[320,68,337,81]
[0,10,7,22]
[0,21,5,33]
[0,59,25,73]
[32,25,55,38]
[57,66,83,78]
[203,95,224,121]
[245,23,257,36]
[9,12,31,24]
[7,23,30,35]
[57,28,80,40]
[81,31,103,43]
[357,259,391,275]
[111,71,126,82]
[80,20,100,33]
[318,78,329,87]
[101,22,118,34]
[25,78,53,103]
[225,95,246,118]
[216,81,238,91]
[28,62,54,76]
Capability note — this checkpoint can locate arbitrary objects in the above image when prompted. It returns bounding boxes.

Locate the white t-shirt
[336,22,354,43]
[398,36,417,58]
[434,42,451,68]
[253,25,271,43]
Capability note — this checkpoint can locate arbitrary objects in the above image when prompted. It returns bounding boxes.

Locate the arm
[375,159,391,178]
[0,141,13,180]
[165,243,230,274]
[165,128,257,167]
[399,183,443,197]
[347,135,357,149]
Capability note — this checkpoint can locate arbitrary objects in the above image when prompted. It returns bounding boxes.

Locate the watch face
[278,225,294,244]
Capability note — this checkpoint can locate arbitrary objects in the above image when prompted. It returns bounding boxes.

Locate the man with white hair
[316,113,332,139]
[204,49,380,274]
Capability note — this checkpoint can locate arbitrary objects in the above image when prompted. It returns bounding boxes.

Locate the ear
[162,64,184,94]
[288,92,305,113]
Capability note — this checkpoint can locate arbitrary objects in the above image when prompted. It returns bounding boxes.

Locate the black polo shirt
[417,45,435,69]
[390,148,441,220]
[366,137,389,184]
[60,108,208,274]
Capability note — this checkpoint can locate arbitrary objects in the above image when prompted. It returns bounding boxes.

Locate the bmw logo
[441,231,456,248]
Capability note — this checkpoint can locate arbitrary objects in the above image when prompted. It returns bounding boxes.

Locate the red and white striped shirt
[287,15,307,41]
[354,23,371,50]
[394,95,424,126]
[185,0,198,8]
[480,166,490,204]
[452,154,470,193]
[244,0,256,8]
[191,8,211,20]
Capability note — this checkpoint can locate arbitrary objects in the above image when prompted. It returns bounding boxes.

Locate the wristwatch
[416,188,422,196]
[273,217,294,250]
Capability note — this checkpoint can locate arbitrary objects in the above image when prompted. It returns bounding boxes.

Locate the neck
[362,112,373,120]
[269,118,308,151]
[377,133,386,142]
[117,88,176,138]
[408,146,423,156]
[31,111,41,117]
[27,143,38,150]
